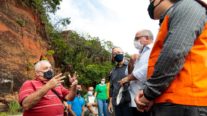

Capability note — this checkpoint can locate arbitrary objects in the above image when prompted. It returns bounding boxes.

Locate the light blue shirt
[129,43,153,107]
[67,96,85,116]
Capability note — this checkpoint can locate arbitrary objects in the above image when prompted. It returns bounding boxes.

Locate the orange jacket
[148,15,207,106]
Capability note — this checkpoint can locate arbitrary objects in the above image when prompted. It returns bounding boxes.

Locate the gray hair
[138,29,154,40]
[112,46,122,50]
[112,46,123,53]
[34,60,51,71]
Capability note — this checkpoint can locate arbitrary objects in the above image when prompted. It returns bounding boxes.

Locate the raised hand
[46,73,65,89]
[68,72,78,87]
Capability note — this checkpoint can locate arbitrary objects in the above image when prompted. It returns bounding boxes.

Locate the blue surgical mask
[114,54,124,62]
[43,70,54,80]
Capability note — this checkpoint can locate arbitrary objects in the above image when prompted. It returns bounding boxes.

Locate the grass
[0,112,7,116]
[8,101,21,115]
[0,112,22,116]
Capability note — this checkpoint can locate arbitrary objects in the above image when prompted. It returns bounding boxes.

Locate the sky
[54,0,159,54]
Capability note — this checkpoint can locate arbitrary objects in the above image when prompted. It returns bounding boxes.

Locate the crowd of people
[18,0,207,116]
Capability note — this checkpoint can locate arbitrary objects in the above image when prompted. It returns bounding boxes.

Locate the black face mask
[148,0,163,19]
[114,54,124,62]
[43,70,54,80]
[77,90,82,95]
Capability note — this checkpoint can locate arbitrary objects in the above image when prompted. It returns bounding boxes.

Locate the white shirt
[87,95,98,114]
[88,96,95,103]
[129,43,153,107]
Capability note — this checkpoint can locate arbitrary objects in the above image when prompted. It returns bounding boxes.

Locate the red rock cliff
[0,0,51,93]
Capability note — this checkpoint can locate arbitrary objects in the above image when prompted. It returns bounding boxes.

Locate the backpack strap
[51,89,66,102]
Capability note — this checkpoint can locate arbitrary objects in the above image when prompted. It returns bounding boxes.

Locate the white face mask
[101,80,105,84]
[134,40,144,50]
[88,91,93,96]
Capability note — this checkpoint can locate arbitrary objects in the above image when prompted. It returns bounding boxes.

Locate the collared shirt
[67,96,85,116]
[109,62,128,106]
[18,79,69,116]
[144,0,207,100]
[129,43,153,107]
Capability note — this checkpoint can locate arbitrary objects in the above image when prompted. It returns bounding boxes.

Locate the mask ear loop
[154,0,164,8]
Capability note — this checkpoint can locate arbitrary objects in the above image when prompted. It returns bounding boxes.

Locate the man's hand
[135,90,153,112]
[65,72,78,100]
[118,76,129,86]
[46,73,65,89]
[119,74,137,86]
[108,101,113,113]
[68,72,78,87]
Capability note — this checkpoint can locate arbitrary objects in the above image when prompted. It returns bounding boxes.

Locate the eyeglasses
[134,36,147,40]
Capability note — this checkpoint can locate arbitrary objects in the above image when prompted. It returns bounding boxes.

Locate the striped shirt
[18,79,69,116]
[144,0,207,100]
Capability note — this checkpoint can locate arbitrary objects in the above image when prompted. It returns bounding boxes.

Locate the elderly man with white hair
[119,29,154,116]
[18,60,78,116]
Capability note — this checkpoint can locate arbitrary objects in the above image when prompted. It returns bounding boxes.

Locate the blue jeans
[97,99,108,116]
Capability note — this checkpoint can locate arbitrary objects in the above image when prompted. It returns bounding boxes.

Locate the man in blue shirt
[67,85,85,116]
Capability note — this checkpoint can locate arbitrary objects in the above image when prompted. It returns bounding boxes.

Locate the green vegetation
[52,31,113,86]
[16,18,26,27]
[26,62,34,71]
[8,101,21,114]
[0,112,7,116]
[46,50,55,56]
[18,0,114,87]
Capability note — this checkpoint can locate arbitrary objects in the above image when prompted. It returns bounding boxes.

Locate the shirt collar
[35,76,54,85]
[141,43,154,54]
[144,43,153,50]
[116,60,128,67]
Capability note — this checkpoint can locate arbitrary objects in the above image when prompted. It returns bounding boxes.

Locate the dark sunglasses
[134,36,147,40]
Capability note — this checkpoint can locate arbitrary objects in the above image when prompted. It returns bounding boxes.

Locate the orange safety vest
[147,15,207,106]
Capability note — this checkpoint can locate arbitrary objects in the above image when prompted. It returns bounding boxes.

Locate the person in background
[108,47,132,116]
[135,0,207,116]
[119,30,154,116]
[106,81,110,103]
[127,54,140,74]
[105,80,111,116]
[84,86,98,116]
[67,85,85,116]
[95,78,108,116]
[18,60,78,116]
